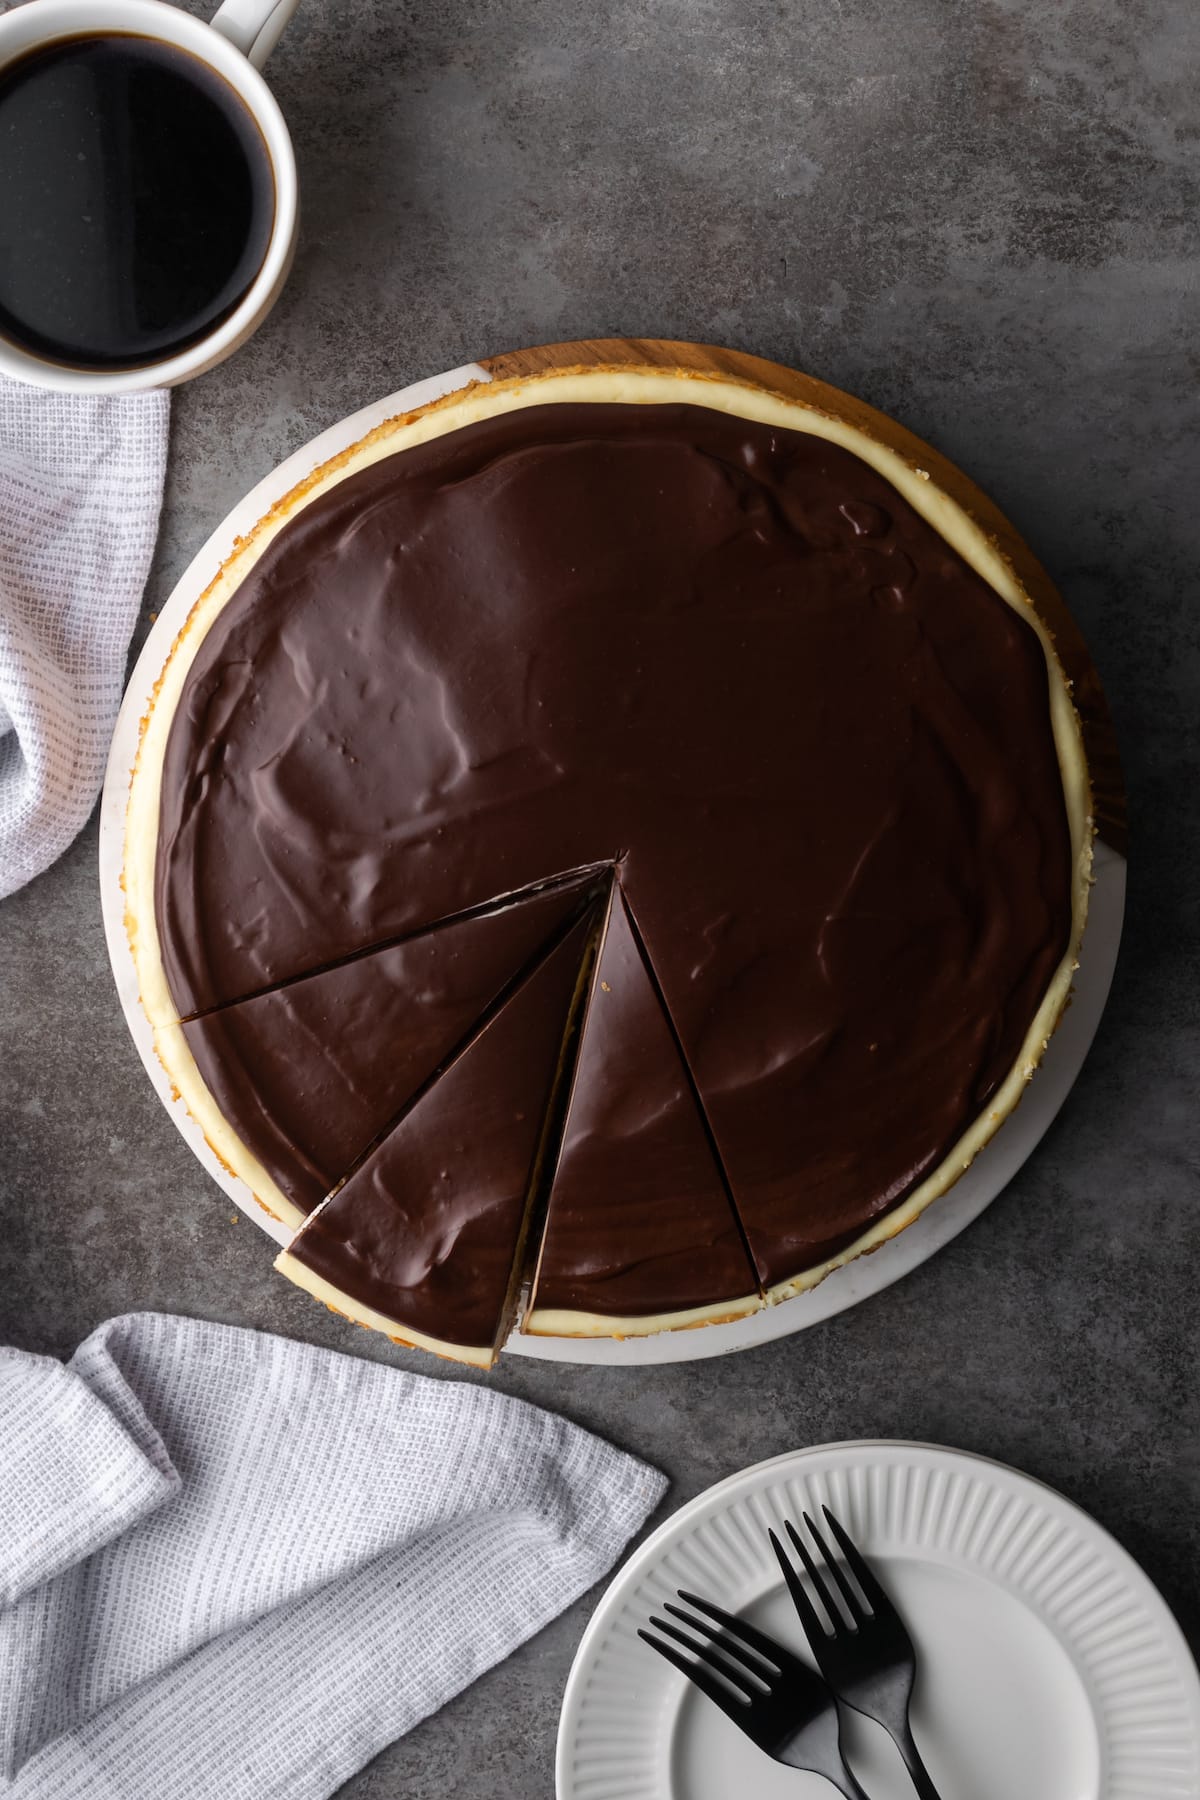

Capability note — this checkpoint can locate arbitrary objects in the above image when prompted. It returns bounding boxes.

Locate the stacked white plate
[559,1441,1200,1798]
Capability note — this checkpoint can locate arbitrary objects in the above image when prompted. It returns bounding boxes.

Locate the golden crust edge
[124,360,1096,1339]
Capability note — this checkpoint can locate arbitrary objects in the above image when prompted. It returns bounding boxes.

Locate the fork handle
[895,1722,944,1800]
[834,1763,873,1800]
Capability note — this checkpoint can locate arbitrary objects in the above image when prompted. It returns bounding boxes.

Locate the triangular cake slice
[275,909,598,1366]
[524,890,761,1337]
[174,877,597,1229]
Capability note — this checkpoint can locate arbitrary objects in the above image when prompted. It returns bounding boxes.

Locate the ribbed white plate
[99,364,1126,1365]
[559,1441,1200,1800]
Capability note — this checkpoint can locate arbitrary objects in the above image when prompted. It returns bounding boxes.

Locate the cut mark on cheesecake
[498,869,618,1331]
[297,886,608,1221]
[619,888,766,1297]
[523,878,762,1336]
[177,860,616,1023]
[177,874,606,1222]
[278,888,609,1363]
[494,881,610,1351]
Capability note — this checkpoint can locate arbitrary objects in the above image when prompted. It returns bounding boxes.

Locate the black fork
[770,1508,944,1800]
[640,1589,871,1798]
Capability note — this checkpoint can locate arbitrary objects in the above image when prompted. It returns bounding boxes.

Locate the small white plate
[558,1441,1200,1800]
[99,365,1126,1365]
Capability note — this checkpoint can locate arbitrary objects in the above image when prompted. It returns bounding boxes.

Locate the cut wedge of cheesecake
[526,889,761,1337]
[275,908,598,1365]
[167,874,599,1230]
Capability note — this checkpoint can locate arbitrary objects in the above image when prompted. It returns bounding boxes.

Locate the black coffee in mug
[0,33,275,371]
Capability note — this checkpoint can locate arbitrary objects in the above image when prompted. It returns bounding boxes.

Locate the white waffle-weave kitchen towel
[0,376,168,901]
[0,1312,667,1797]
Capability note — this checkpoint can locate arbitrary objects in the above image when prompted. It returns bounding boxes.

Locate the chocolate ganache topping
[288,908,598,1352]
[530,886,757,1322]
[157,400,1073,1298]
[181,874,597,1220]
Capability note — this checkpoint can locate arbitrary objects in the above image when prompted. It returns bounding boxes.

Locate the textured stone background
[1,0,1198,1793]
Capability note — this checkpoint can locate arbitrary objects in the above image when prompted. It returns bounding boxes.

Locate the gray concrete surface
[2,0,1199,1793]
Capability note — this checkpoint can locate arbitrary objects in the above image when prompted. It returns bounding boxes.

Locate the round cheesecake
[124,362,1093,1365]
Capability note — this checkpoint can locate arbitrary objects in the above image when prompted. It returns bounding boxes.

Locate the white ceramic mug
[0,0,301,393]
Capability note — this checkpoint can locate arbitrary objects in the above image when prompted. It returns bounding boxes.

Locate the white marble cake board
[98,363,1126,1366]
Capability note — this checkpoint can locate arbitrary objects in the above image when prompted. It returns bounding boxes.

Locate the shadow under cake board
[99,340,1127,1366]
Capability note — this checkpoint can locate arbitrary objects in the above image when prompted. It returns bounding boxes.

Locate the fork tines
[638,1590,782,1711]
[769,1505,884,1635]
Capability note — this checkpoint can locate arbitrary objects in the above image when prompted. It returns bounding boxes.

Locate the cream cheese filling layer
[153,1020,307,1232]
[523,1294,763,1339]
[272,1252,495,1368]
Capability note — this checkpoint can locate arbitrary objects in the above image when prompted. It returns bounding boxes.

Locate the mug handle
[210,0,301,68]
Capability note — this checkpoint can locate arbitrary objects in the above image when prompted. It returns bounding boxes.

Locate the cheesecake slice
[170,874,598,1229]
[526,888,761,1336]
[275,908,598,1365]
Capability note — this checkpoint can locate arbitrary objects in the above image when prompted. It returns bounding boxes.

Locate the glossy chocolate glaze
[158,401,1072,1293]
[181,876,597,1217]
[533,890,756,1317]
[288,910,595,1351]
